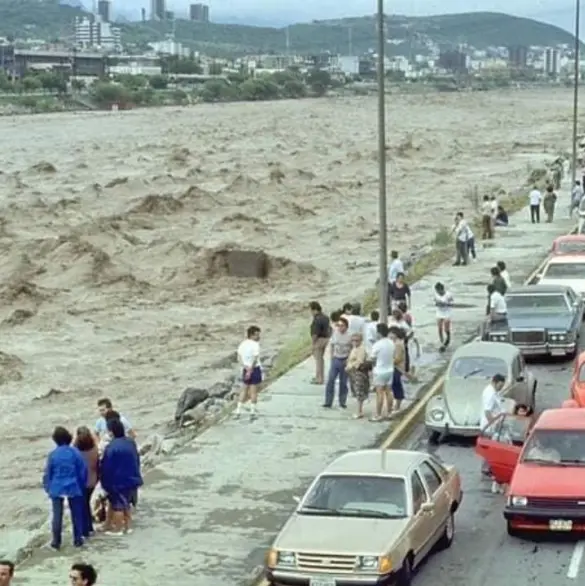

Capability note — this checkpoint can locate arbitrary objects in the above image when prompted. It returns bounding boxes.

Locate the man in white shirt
[364,310,380,356]
[529,186,541,224]
[451,212,470,266]
[342,303,366,337]
[370,323,395,422]
[388,250,405,284]
[95,398,135,439]
[481,283,508,340]
[480,373,507,482]
[236,325,262,420]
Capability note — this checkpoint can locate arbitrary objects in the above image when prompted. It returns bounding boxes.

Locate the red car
[476,408,585,536]
[551,234,585,256]
[569,350,585,406]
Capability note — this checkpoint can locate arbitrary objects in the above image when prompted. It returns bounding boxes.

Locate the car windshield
[298,474,407,519]
[556,241,585,255]
[543,262,585,279]
[449,356,507,379]
[505,293,569,312]
[522,430,585,465]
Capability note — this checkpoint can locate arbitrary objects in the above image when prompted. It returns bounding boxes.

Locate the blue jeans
[51,495,85,548]
[325,357,349,407]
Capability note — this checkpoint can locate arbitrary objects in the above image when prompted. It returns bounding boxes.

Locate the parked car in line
[265,449,462,586]
[488,284,583,358]
[569,350,585,406]
[535,255,585,297]
[551,234,585,256]
[425,341,536,443]
[476,409,585,536]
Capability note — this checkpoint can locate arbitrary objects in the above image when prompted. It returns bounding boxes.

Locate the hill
[0,1,579,57]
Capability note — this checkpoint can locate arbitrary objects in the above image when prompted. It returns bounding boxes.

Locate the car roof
[534,408,585,430]
[507,284,571,295]
[321,449,426,476]
[547,255,585,264]
[451,340,517,362]
[554,235,585,242]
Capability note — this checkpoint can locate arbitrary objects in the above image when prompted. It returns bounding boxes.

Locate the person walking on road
[0,561,14,586]
[481,195,494,239]
[452,212,470,266]
[543,184,557,223]
[529,185,541,223]
[236,325,262,420]
[434,282,453,352]
[43,426,87,550]
[324,316,352,409]
[388,250,404,285]
[389,326,406,416]
[388,272,411,312]
[370,322,395,422]
[309,301,330,385]
[571,180,584,216]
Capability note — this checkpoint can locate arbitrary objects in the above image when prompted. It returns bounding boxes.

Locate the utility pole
[377,0,389,322]
[571,0,581,189]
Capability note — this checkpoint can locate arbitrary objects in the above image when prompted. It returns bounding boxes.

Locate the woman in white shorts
[434,282,453,352]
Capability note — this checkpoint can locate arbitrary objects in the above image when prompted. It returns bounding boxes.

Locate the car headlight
[490,334,507,342]
[277,551,296,566]
[507,495,528,507]
[356,555,379,571]
[429,408,445,422]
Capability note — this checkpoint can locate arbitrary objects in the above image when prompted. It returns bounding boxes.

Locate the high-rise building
[545,47,560,77]
[75,16,121,51]
[190,3,210,22]
[508,45,528,68]
[97,0,110,22]
[150,0,166,20]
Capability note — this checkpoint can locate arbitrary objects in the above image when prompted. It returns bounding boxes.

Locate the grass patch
[266,163,554,384]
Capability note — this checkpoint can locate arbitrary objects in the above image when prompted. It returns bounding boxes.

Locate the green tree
[114,74,147,90]
[281,79,307,99]
[71,78,85,92]
[306,68,331,96]
[199,79,238,102]
[160,55,203,75]
[148,74,169,89]
[38,72,67,93]
[90,82,131,107]
[0,71,13,91]
[239,78,279,101]
[208,62,223,75]
[22,75,42,92]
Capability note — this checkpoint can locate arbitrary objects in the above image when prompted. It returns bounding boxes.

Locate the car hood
[511,464,585,497]
[273,513,408,555]
[539,277,585,294]
[507,313,572,329]
[443,379,486,425]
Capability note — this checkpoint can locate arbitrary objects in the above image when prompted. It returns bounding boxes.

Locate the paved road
[404,345,584,585]
[11,205,576,585]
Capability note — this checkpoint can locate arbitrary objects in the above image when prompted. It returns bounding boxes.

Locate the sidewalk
[15,206,575,586]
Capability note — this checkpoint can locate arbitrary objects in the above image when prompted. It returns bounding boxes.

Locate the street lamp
[377,0,389,323]
[571,0,581,188]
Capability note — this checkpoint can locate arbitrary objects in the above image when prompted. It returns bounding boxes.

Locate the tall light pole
[377,0,389,323]
[571,0,581,188]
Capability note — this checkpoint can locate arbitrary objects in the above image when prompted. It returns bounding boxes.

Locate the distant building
[337,55,359,75]
[438,50,468,73]
[150,0,166,20]
[190,3,209,22]
[508,45,528,68]
[545,47,560,76]
[8,48,106,77]
[75,16,121,52]
[97,0,111,22]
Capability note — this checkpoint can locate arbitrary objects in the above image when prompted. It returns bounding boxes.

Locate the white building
[75,16,121,52]
[149,40,191,57]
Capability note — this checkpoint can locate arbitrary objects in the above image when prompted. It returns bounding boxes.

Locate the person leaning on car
[480,373,506,430]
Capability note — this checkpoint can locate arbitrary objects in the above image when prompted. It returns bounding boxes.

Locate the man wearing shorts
[236,325,262,421]
[370,323,395,422]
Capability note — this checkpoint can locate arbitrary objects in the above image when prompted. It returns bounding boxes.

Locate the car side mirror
[534,273,543,282]
[516,375,525,382]
[420,502,434,514]
[292,496,301,504]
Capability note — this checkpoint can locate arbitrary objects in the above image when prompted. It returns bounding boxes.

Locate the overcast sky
[115,0,578,32]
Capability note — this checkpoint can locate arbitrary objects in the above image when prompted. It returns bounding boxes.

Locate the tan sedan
[265,449,462,586]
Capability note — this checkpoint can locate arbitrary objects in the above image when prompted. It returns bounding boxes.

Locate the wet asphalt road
[403,336,585,585]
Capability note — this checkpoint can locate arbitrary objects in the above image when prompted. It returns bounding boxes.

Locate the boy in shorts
[236,325,262,421]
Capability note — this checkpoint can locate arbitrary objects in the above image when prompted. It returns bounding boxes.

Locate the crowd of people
[42,398,142,551]
[0,560,98,586]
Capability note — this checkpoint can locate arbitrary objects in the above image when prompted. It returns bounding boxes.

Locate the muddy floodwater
[0,88,574,545]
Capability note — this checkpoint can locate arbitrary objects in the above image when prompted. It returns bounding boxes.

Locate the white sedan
[536,255,585,297]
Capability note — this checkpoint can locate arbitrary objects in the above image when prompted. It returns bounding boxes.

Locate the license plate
[549,519,573,531]
[550,349,566,356]
[310,579,336,586]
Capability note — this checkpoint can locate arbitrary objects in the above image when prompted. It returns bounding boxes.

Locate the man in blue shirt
[43,426,88,549]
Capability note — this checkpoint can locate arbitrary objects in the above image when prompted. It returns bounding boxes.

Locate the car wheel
[428,430,441,445]
[436,512,455,550]
[396,555,413,586]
